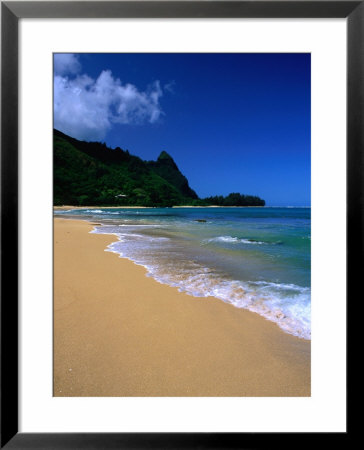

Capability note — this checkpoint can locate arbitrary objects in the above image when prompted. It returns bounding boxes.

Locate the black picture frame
[1,1,357,448]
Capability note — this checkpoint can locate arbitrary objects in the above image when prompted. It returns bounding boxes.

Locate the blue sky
[54,53,310,206]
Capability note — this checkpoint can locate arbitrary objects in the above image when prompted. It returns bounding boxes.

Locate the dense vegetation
[146,151,198,199]
[203,193,265,207]
[54,129,265,207]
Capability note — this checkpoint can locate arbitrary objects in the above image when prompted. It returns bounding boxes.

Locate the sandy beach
[53,205,154,210]
[54,217,311,397]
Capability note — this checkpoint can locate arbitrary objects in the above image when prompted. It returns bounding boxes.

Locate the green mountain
[54,129,200,207]
[146,151,198,199]
[53,129,265,207]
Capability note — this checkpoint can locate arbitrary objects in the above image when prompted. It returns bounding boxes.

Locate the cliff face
[146,151,198,200]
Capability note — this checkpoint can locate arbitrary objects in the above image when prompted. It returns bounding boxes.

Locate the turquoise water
[55,207,311,339]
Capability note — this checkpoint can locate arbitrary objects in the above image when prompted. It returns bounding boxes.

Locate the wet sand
[54,218,310,396]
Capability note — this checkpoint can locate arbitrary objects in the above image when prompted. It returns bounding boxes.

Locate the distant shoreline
[53,205,267,210]
[54,205,310,211]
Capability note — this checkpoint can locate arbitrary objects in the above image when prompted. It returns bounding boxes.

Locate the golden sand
[54,218,310,396]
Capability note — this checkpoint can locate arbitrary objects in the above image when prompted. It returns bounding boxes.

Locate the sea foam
[204,236,265,245]
[92,225,311,340]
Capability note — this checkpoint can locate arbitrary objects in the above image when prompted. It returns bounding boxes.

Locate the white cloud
[54,54,81,76]
[54,62,164,141]
[164,80,176,94]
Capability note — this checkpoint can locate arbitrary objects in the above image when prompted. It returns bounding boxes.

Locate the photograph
[53,52,311,397]
[1,0,356,444]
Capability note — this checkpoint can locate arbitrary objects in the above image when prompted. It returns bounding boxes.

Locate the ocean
[55,207,311,340]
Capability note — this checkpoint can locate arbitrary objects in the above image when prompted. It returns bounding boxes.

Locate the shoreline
[54,217,311,396]
[54,205,266,210]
